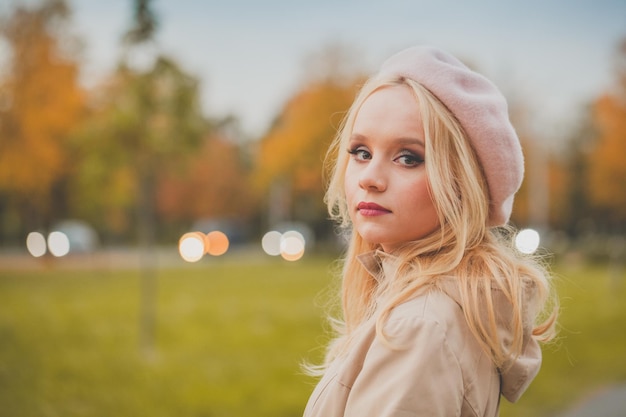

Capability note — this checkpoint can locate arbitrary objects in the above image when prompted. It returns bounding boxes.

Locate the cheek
[343,167,358,202]
[343,169,362,224]
[404,177,436,210]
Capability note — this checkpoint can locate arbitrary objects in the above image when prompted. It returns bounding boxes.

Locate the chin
[358,233,393,248]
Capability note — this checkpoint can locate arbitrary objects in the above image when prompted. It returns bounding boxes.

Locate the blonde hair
[314,75,557,373]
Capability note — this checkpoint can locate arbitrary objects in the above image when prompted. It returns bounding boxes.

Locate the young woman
[303,46,558,417]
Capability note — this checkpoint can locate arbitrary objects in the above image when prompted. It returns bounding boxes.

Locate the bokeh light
[47,231,70,257]
[179,232,205,262]
[262,229,306,261]
[515,228,541,254]
[261,231,282,256]
[26,232,47,257]
[280,234,305,261]
[206,230,229,256]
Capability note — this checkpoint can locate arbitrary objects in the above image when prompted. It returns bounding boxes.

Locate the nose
[358,160,387,192]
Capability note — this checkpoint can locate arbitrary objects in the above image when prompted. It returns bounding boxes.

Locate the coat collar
[356,250,400,283]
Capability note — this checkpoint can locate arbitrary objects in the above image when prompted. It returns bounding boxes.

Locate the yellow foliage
[157,134,255,221]
[589,93,626,217]
[255,79,360,196]
[0,4,84,198]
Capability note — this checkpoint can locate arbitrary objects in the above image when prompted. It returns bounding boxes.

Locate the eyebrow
[394,137,425,148]
[349,133,425,148]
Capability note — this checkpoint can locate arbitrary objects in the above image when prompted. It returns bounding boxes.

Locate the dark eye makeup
[347,146,371,161]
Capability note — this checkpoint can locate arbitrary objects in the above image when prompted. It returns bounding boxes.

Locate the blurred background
[0,0,624,416]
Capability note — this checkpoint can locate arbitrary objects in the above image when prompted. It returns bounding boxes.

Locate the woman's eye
[395,152,423,167]
[347,147,371,161]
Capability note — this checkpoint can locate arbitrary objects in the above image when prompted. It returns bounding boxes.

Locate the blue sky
[4,0,626,139]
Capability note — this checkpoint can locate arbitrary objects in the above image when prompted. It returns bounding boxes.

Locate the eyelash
[347,147,370,160]
[347,147,423,167]
[396,151,424,166]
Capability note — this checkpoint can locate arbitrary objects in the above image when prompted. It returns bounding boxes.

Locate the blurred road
[0,245,267,271]
[557,383,626,417]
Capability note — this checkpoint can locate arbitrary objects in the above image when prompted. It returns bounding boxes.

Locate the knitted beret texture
[377,46,524,226]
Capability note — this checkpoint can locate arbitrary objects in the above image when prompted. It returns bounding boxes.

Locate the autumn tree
[70,56,206,242]
[156,129,256,231]
[255,45,364,238]
[556,109,597,237]
[72,0,206,355]
[502,90,543,229]
[587,39,626,232]
[0,0,84,242]
[504,80,573,234]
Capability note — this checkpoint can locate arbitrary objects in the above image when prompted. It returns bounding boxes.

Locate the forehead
[351,85,424,139]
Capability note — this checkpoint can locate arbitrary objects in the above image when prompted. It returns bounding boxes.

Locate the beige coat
[303,251,542,417]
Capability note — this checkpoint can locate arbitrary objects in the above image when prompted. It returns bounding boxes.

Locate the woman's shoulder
[385,285,467,334]
[379,286,485,369]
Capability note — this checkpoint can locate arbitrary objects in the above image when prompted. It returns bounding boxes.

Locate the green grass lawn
[0,253,624,417]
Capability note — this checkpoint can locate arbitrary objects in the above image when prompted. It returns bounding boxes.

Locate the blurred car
[50,219,99,253]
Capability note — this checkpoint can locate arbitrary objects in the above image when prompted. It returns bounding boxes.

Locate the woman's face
[344,85,440,253]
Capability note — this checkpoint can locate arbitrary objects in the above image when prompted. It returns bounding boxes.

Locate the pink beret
[377,46,524,226]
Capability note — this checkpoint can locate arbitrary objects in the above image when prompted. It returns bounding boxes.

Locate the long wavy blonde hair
[313,75,557,373]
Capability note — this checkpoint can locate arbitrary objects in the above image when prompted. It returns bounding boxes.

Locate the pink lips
[357,202,391,217]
